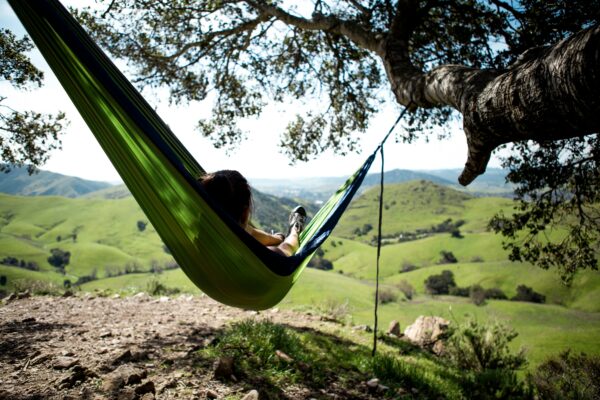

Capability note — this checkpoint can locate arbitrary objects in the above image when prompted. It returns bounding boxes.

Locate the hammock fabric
[9,0,378,310]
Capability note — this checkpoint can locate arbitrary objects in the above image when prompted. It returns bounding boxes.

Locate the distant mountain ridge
[0,165,512,202]
[0,165,112,198]
[251,167,512,201]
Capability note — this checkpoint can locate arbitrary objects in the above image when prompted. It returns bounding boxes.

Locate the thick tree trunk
[384,24,600,185]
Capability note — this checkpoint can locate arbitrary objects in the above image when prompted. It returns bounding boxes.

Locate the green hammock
[9,0,379,310]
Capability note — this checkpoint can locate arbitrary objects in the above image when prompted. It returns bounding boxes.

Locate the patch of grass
[146,279,181,296]
[199,319,497,399]
[370,353,463,399]
[10,278,65,296]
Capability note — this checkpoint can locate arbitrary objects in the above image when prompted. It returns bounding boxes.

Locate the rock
[102,365,147,392]
[140,393,155,400]
[366,378,379,389]
[102,373,125,393]
[116,387,136,400]
[17,290,31,299]
[53,357,79,370]
[206,388,219,399]
[4,293,16,302]
[31,353,50,366]
[62,290,74,297]
[353,325,372,332]
[159,296,170,302]
[387,320,401,336]
[403,316,450,351]
[112,349,149,365]
[275,350,294,363]
[242,389,259,400]
[135,380,155,396]
[213,356,235,380]
[57,365,96,389]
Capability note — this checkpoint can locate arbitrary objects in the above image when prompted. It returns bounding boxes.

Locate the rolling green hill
[0,165,113,197]
[1,178,598,369]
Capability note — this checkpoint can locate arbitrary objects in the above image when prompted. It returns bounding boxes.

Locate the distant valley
[0,165,599,368]
[0,164,514,203]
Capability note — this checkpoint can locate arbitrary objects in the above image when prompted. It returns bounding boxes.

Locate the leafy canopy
[74,1,599,278]
[0,29,67,173]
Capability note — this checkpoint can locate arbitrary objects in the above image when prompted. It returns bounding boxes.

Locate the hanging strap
[372,104,412,356]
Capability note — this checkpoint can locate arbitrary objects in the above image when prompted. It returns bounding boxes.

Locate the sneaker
[288,206,307,235]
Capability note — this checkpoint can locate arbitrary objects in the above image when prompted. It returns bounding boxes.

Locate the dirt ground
[0,293,378,400]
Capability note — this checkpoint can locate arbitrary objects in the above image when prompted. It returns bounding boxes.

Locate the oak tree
[73,1,598,279]
[0,28,67,173]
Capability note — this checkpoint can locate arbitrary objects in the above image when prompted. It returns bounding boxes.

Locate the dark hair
[199,170,252,224]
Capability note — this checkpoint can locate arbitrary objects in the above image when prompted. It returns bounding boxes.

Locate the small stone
[387,320,401,336]
[62,290,74,297]
[116,387,136,400]
[17,290,31,299]
[353,325,372,332]
[22,317,36,323]
[102,374,125,393]
[241,389,259,400]
[270,308,279,313]
[135,381,155,396]
[275,350,293,363]
[102,365,147,392]
[53,357,79,370]
[206,389,219,399]
[57,365,96,389]
[366,378,379,388]
[140,393,155,400]
[99,331,112,338]
[213,356,235,380]
[31,353,50,365]
[159,296,169,302]
[4,293,16,302]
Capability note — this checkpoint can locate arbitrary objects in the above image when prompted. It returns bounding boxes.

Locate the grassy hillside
[1,179,598,372]
[0,165,112,197]
[332,180,513,242]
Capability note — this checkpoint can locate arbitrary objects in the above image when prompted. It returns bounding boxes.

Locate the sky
[0,0,502,184]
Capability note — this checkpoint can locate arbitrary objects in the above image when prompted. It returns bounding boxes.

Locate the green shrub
[449,286,470,297]
[47,248,70,273]
[400,261,417,273]
[469,285,486,306]
[438,250,458,264]
[395,280,415,300]
[317,298,351,322]
[11,279,63,296]
[425,270,456,294]
[446,319,530,399]
[484,287,507,300]
[146,279,180,296]
[530,351,600,400]
[377,288,398,304]
[512,284,545,303]
[137,220,147,231]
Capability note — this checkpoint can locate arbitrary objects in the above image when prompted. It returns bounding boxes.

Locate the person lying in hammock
[199,170,307,257]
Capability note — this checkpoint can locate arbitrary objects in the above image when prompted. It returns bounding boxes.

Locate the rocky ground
[0,292,387,400]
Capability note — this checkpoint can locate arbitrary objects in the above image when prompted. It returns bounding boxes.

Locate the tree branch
[346,0,371,16]
[245,1,382,54]
[489,0,523,20]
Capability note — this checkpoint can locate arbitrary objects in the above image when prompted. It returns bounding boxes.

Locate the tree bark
[383,24,600,185]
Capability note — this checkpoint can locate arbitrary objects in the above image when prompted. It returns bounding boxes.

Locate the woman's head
[199,170,252,225]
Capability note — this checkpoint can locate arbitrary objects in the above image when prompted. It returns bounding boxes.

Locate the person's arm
[245,225,285,246]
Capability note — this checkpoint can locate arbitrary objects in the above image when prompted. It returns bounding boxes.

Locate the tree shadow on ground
[0,318,76,363]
